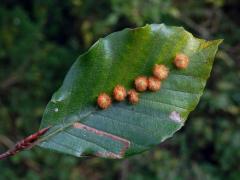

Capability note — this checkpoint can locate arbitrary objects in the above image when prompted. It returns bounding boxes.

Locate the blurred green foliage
[0,0,239,179]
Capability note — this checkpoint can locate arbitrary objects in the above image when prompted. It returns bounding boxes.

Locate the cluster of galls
[97,86,138,109]
[134,64,168,94]
[97,53,189,109]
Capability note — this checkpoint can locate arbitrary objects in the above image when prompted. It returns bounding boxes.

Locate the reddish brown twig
[0,127,50,160]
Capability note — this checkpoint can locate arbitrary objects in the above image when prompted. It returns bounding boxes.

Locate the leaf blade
[38,24,222,158]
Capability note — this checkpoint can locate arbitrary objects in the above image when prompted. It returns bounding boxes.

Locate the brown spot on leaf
[73,123,130,158]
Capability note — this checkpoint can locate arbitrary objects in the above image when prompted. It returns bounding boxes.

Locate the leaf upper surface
[39,24,222,158]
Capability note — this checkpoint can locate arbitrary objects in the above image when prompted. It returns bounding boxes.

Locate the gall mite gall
[113,85,127,101]
[148,76,161,91]
[153,64,169,80]
[97,93,112,109]
[174,53,189,69]
[135,76,148,92]
[127,89,139,104]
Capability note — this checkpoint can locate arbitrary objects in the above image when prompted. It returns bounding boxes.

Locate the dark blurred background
[0,0,239,179]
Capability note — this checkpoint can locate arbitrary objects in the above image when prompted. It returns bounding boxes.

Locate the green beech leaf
[38,24,222,158]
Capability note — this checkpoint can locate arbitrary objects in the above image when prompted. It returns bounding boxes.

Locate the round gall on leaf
[127,89,139,105]
[153,64,169,80]
[97,93,112,109]
[174,53,189,69]
[135,76,148,92]
[113,85,127,101]
[148,77,161,91]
